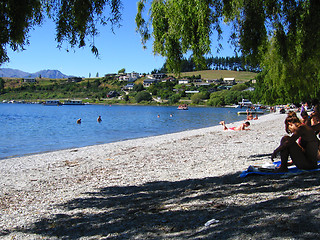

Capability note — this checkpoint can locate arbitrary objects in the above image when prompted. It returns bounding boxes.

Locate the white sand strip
[0,112,287,235]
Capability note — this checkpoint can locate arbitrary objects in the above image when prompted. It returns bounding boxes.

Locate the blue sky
[3,1,235,78]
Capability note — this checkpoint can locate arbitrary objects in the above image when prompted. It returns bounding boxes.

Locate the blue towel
[240,161,320,177]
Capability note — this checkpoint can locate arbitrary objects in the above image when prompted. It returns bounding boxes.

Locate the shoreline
[0,105,249,160]
[0,112,271,162]
[3,112,320,239]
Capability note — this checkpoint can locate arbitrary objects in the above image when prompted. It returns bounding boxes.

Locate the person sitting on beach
[247,114,253,120]
[310,112,320,126]
[301,110,311,126]
[271,114,319,172]
[219,121,250,131]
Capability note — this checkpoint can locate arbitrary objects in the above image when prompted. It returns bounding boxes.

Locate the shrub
[135,91,152,103]
[191,92,208,104]
[168,94,181,104]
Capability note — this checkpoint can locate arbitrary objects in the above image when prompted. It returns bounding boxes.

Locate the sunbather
[219,121,250,131]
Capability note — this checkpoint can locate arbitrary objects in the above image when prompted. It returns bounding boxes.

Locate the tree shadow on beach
[10,171,320,239]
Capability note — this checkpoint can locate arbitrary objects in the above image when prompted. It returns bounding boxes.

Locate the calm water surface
[0,103,248,159]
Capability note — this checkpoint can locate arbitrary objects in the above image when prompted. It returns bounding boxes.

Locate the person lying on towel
[219,121,250,131]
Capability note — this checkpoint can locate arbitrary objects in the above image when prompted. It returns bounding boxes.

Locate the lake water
[0,103,249,159]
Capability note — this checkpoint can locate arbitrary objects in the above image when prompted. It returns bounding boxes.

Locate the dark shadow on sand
[5,171,320,239]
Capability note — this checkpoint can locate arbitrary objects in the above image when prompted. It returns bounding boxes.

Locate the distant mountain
[0,68,70,79]
[0,68,28,78]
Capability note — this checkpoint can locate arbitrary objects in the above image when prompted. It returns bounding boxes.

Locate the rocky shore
[1,112,320,239]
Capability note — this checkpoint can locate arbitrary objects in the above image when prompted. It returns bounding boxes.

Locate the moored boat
[43,100,61,106]
[177,104,188,110]
[238,98,253,108]
[63,100,84,105]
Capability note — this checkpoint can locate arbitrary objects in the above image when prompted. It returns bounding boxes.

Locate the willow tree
[136,0,223,75]
[135,0,270,74]
[0,0,122,64]
[136,0,320,102]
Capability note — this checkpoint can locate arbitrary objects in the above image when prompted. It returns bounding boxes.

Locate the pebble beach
[1,112,320,239]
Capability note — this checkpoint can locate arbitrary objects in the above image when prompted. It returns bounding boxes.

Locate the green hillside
[179,70,257,82]
[0,70,258,106]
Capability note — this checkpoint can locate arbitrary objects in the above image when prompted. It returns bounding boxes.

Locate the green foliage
[135,91,152,103]
[148,84,158,95]
[230,83,248,91]
[168,94,181,104]
[52,0,122,56]
[0,0,42,63]
[0,77,122,100]
[0,78,5,93]
[136,0,320,104]
[255,28,320,104]
[207,91,225,107]
[148,81,176,100]
[118,68,126,74]
[2,1,320,105]
[0,0,122,64]
[123,94,129,102]
[155,55,260,73]
[133,83,145,92]
[229,0,320,104]
[136,0,218,75]
[207,89,253,107]
[191,92,207,105]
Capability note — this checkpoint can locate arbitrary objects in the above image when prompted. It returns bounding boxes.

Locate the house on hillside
[104,73,117,78]
[130,72,140,79]
[123,83,134,90]
[119,75,131,81]
[143,79,158,87]
[107,91,119,98]
[67,77,82,82]
[178,79,189,84]
[206,79,222,85]
[223,77,236,85]
[152,73,167,80]
[118,72,139,82]
[161,77,175,83]
[194,82,210,87]
[23,77,36,83]
[185,90,200,94]
[218,85,233,90]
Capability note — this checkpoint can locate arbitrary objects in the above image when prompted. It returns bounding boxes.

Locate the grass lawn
[179,70,257,82]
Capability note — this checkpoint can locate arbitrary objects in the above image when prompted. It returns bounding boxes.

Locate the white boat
[238,99,253,108]
[43,100,61,106]
[63,100,84,105]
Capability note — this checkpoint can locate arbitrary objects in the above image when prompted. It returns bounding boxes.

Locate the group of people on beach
[219,109,259,131]
[220,102,320,173]
[271,104,320,172]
